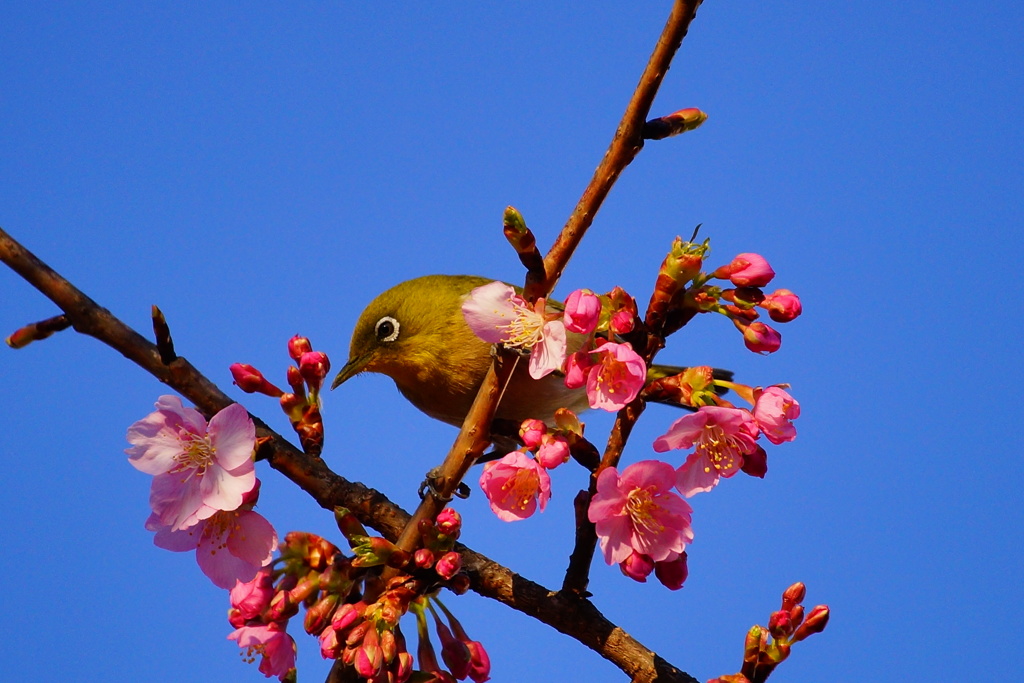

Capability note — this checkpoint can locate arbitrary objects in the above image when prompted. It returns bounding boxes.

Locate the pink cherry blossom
[585,341,647,412]
[461,281,567,379]
[654,406,760,496]
[126,396,256,531]
[716,253,775,287]
[562,288,601,334]
[478,451,551,521]
[148,490,277,589]
[228,624,297,680]
[741,321,782,354]
[753,386,800,444]
[588,460,694,565]
[760,288,802,323]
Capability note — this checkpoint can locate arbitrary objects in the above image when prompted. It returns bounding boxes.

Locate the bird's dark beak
[330,352,373,390]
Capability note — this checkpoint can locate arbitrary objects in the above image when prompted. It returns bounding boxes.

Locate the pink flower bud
[606,286,637,334]
[318,622,340,659]
[331,602,363,634]
[465,639,491,683]
[414,547,436,569]
[519,418,547,449]
[741,322,782,354]
[299,351,331,392]
[768,610,794,639]
[715,253,775,287]
[610,309,634,335]
[354,627,382,678]
[563,289,601,334]
[437,619,472,680]
[230,363,284,396]
[740,446,768,479]
[287,335,312,360]
[435,507,462,536]
[619,551,655,582]
[760,289,802,323]
[792,605,830,642]
[535,435,570,469]
[436,551,462,580]
[654,552,689,591]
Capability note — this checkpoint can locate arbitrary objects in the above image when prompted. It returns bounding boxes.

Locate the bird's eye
[374,316,400,343]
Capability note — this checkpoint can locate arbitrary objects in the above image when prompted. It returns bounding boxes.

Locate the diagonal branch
[0,226,697,683]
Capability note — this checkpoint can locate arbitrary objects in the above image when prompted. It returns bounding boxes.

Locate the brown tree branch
[0,226,698,683]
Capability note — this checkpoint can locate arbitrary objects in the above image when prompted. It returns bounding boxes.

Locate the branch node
[151,305,177,363]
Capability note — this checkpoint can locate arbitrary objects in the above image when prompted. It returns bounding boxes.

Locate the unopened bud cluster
[646,236,802,354]
[708,582,830,683]
[230,334,331,455]
[230,507,488,683]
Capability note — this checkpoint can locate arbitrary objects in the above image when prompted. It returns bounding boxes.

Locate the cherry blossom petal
[461,282,518,343]
[208,403,256,471]
[675,451,721,497]
[226,510,278,567]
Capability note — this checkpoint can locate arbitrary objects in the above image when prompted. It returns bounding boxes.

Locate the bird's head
[331,274,493,393]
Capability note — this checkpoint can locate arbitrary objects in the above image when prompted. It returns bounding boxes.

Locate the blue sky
[2,3,1021,681]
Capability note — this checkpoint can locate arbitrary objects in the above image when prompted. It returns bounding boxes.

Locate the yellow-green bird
[331,275,725,431]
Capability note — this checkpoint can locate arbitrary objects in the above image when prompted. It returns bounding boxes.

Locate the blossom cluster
[226,510,489,682]
[126,396,277,589]
[462,240,803,594]
[462,282,647,412]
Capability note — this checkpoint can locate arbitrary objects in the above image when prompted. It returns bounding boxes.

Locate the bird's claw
[418,468,472,502]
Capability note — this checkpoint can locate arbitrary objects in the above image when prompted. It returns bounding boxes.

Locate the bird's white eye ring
[374,316,400,343]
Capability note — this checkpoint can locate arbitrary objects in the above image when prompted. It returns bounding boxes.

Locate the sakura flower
[586,341,647,412]
[479,451,551,521]
[562,288,601,334]
[753,386,800,444]
[228,624,297,681]
[148,501,277,590]
[588,460,694,565]
[461,281,567,379]
[127,396,256,531]
[654,406,760,497]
